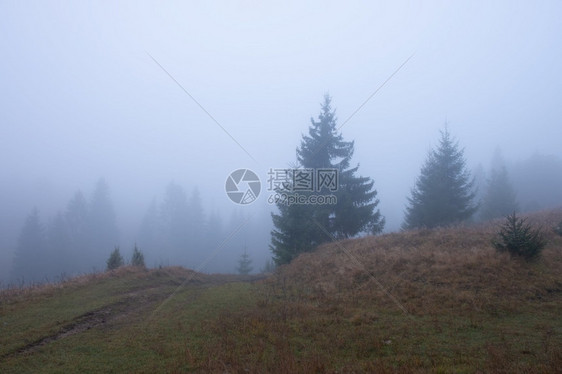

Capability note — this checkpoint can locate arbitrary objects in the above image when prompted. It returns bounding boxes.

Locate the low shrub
[492,213,546,261]
[106,247,124,270]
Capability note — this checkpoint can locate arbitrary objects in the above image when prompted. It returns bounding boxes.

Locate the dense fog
[1,2,561,285]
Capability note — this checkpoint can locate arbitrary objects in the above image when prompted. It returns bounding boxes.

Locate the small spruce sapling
[131,244,145,268]
[106,246,124,270]
[237,250,253,275]
[492,213,546,261]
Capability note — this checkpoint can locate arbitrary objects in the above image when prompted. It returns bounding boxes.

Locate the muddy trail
[6,298,135,357]
[1,269,268,360]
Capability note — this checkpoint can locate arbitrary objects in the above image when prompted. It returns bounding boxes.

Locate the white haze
[1,1,561,283]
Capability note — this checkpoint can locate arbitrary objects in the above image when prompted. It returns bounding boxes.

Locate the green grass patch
[1,210,562,373]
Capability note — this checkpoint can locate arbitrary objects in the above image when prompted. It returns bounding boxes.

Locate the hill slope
[1,210,561,373]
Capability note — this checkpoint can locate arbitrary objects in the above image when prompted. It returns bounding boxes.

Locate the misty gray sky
[1,1,561,278]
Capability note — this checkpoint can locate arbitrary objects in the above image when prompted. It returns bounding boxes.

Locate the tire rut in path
[3,290,168,358]
[2,273,269,359]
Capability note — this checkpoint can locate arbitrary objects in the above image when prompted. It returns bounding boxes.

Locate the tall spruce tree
[186,188,205,266]
[403,128,477,229]
[11,208,45,283]
[271,94,384,265]
[137,198,160,258]
[45,211,70,278]
[205,210,224,255]
[64,190,89,273]
[271,201,318,265]
[87,179,119,271]
[479,150,519,221]
[160,182,190,264]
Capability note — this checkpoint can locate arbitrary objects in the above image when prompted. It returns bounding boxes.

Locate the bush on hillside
[492,213,546,261]
[237,250,253,275]
[131,244,145,268]
[106,247,124,270]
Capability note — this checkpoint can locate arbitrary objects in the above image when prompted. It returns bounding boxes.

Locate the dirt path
[1,271,269,359]
[8,300,127,356]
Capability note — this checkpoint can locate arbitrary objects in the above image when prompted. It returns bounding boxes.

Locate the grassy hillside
[1,210,562,373]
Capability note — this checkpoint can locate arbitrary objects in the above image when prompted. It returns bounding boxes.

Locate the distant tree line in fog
[9,179,261,285]
[136,182,222,270]
[10,97,562,279]
[11,178,118,283]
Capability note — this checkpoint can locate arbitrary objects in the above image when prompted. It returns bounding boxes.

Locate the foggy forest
[2,2,562,372]
[1,1,561,285]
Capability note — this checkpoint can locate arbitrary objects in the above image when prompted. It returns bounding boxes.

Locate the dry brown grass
[2,209,561,373]
[195,209,562,373]
[272,208,562,316]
